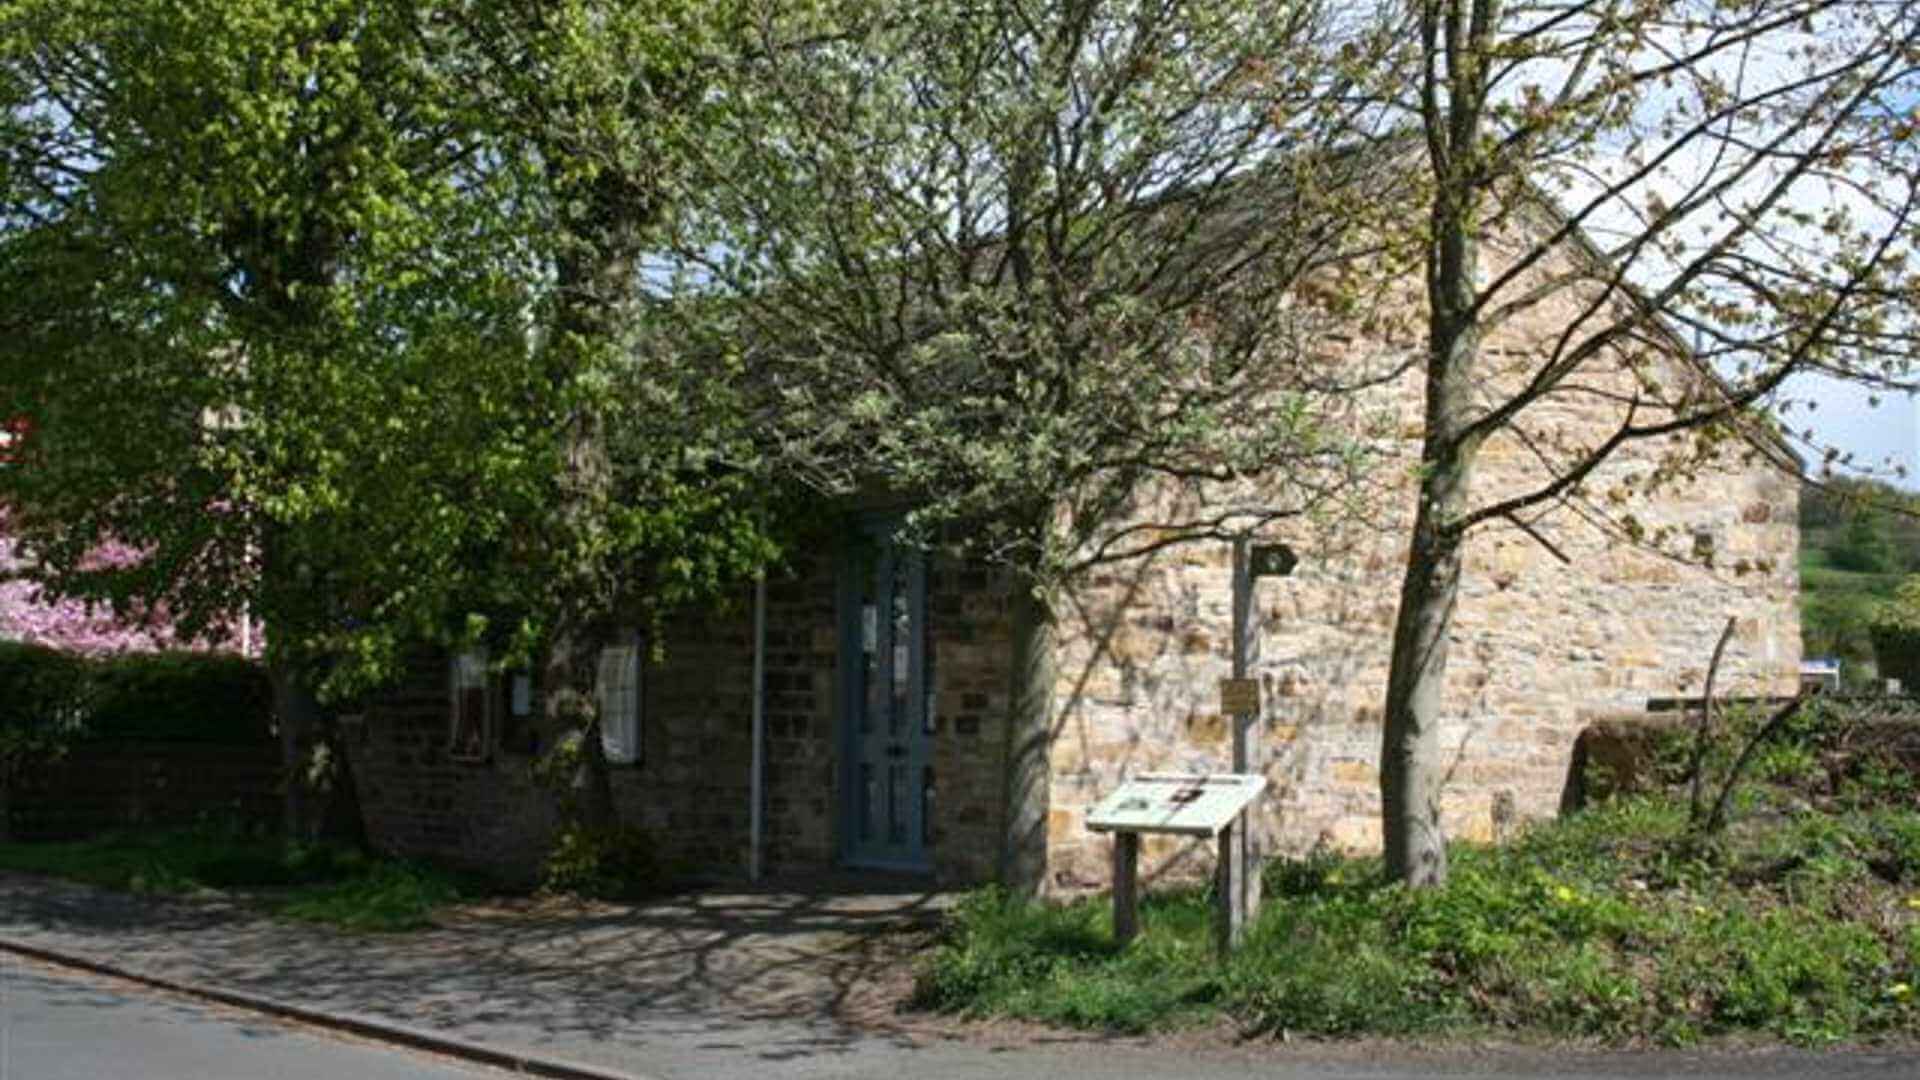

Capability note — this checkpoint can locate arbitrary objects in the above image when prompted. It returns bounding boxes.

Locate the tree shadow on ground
[0,869,979,1064]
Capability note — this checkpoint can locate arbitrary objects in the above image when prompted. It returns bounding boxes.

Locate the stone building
[348,208,1801,892]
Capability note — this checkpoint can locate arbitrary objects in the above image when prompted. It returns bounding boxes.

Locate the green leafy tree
[1830,508,1898,574]
[0,0,778,839]
[1368,0,1920,884]
[691,0,1394,887]
[0,0,517,838]
[1869,574,1920,687]
[440,0,782,831]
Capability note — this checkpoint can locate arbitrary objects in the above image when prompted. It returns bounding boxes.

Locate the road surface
[0,958,500,1080]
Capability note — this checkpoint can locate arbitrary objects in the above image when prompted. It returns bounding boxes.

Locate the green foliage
[911,886,1217,1033]
[540,823,665,901]
[1832,511,1901,574]
[84,652,272,743]
[1800,479,1920,671]
[0,641,90,730]
[695,0,1387,588]
[1870,576,1920,687]
[0,642,269,744]
[915,795,1920,1044]
[274,862,461,933]
[0,642,88,785]
[0,0,785,713]
[0,826,460,932]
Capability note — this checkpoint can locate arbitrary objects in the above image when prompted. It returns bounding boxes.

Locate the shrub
[275,861,460,933]
[1870,576,1920,688]
[911,886,1214,1033]
[0,643,270,744]
[1832,511,1899,574]
[541,823,665,900]
[0,641,91,732]
[0,643,91,800]
[86,652,272,743]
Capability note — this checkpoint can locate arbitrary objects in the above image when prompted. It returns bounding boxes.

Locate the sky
[1786,376,1920,487]
[1515,9,1920,493]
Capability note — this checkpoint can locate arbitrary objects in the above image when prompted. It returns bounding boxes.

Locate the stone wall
[352,544,1016,886]
[925,559,1017,882]
[349,649,559,884]
[1042,235,1802,891]
[9,739,281,841]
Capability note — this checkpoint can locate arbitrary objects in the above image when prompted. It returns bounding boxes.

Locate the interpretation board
[1085,773,1267,838]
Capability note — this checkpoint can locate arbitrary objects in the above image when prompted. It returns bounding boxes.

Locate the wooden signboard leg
[1112,831,1140,946]
[1214,822,1243,957]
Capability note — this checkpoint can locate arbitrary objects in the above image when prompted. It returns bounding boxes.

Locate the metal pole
[749,575,768,882]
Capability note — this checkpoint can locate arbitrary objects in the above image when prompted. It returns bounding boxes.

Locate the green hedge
[1873,627,1920,689]
[0,643,91,737]
[1871,576,1920,689]
[0,642,272,744]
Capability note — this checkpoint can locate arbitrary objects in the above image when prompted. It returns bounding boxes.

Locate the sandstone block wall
[1042,234,1802,891]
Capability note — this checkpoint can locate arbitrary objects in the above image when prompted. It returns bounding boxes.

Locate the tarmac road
[0,958,501,1080]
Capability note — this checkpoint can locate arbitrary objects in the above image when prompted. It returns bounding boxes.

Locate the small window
[448,650,491,762]
[596,637,642,765]
[498,669,540,755]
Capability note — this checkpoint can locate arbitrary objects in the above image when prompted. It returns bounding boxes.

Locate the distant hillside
[1800,477,1920,679]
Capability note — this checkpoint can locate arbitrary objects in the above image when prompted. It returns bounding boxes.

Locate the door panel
[841,522,931,870]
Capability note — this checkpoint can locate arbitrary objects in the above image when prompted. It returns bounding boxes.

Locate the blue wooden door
[839,521,932,871]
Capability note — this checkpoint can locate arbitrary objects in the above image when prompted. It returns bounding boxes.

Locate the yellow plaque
[1219,677,1260,715]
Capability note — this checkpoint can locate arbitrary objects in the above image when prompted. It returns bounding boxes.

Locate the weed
[274,862,460,932]
[541,823,664,900]
[914,792,1920,1045]
[0,826,462,932]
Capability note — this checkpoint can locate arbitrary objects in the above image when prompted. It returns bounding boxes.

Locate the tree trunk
[270,657,326,842]
[1379,484,1468,886]
[536,161,643,836]
[543,624,617,832]
[999,573,1056,895]
[1380,137,1483,886]
[317,723,367,850]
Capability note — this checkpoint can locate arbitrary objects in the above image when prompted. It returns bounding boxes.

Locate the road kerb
[0,937,657,1080]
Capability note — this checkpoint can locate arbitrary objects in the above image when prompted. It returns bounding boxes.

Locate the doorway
[838,518,933,871]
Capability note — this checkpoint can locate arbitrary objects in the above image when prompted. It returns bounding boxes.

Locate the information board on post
[1086,773,1267,838]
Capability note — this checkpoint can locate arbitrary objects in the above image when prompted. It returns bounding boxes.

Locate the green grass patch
[913,796,1920,1045]
[0,827,462,932]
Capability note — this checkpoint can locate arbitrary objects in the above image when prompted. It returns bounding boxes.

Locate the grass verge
[0,827,463,932]
[913,795,1920,1044]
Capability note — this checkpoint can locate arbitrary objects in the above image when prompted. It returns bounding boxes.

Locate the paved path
[1,870,1915,1080]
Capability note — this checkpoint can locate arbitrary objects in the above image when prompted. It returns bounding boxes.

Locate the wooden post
[1112,831,1140,946]
[1213,822,1240,957]
[1229,538,1262,936]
